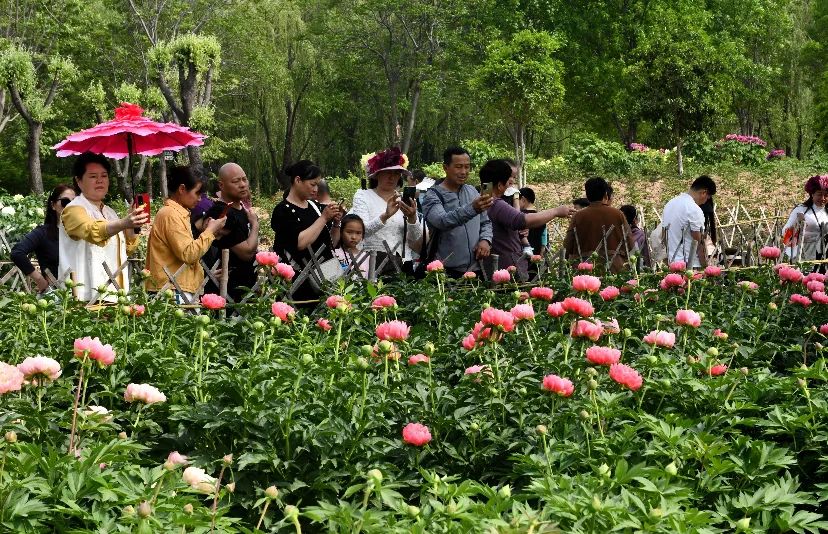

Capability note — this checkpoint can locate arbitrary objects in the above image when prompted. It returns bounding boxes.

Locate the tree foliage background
[1,0,827,195]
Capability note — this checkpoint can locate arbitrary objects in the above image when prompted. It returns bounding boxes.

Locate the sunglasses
[58,198,72,207]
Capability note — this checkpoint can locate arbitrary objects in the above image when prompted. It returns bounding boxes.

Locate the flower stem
[68,357,87,455]
[256,500,271,531]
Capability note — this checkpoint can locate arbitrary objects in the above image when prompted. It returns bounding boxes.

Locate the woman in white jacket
[783,175,828,262]
[350,147,423,261]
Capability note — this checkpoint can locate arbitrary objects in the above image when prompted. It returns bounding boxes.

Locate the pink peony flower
[602,318,621,335]
[518,291,530,302]
[812,291,828,304]
[609,363,643,391]
[507,265,517,273]
[402,422,432,446]
[408,354,430,365]
[739,280,759,291]
[541,374,574,397]
[275,263,295,281]
[256,251,280,266]
[426,260,444,272]
[0,362,25,395]
[708,364,728,376]
[531,254,543,263]
[17,356,62,383]
[529,287,554,301]
[778,266,803,284]
[464,364,490,376]
[570,319,603,341]
[371,295,397,310]
[472,321,494,342]
[182,466,217,494]
[790,293,811,307]
[572,275,601,293]
[621,279,639,293]
[577,261,594,271]
[200,294,226,310]
[129,304,146,316]
[492,269,511,283]
[462,333,477,351]
[510,304,535,322]
[562,297,594,317]
[73,336,97,358]
[713,329,728,340]
[74,337,116,366]
[806,280,825,293]
[325,295,349,309]
[546,302,565,318]
[316,318,332,331]
[760,246,781,259]
[124,383,166,405]
[643,330,676,348]
[704,266,722,277]
[167,451,189,466]
[271,301,295,322]
[669,261,686,272]
[586,346,621,366]
[599,286,620,301]
[376,320,410,342]
[94,342,116,366]
[481,307,515,332]
[462,271,477,279]
[675,309,702,328]
[804,272,826,284]
[659,273,686,290]
[819,324,828,335]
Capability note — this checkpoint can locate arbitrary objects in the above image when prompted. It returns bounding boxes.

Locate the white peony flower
[12,194,23,201]
[0,206,15,217]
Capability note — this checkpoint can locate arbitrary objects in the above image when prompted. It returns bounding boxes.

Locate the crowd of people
[9,146,828,304]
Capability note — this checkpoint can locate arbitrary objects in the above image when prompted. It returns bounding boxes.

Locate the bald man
[198,163,260,303]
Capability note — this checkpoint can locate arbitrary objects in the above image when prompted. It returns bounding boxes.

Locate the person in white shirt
[350,147,423,261]
[661,176,717,268]
[783,175,828,261]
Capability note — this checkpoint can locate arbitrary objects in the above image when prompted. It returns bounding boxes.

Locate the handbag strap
[307,200,335,257]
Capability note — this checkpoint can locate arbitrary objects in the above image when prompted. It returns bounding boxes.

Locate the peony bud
[498,485,511,498]
[284,505,299,521]
[586,367,598,376]
[197,315,210,325]
[118,431,128,440]
[518,387,527,395]
[579,410,591,420]
[588,379,598,390]
[183,503,194,514]
[301,354,313,365]
[535,424,548,436]
[649,507,663,519]
[367,469,383,484]
[360,345,373,357]
[138,501,152,518]
[122,505,136,517]
[686,356,698,365]
[797,378,807,388]
[469,422,479,431]
[226,482,235,493]
[665,462,678,476]
[21,303,36,315]
[174,309,185,319]
[5,431,17,443]
[623,328,632,338]
[265,486,279,500]
[424,342,436,356]
[707,347,719,357]
[598,463,610,477]
[407,505,420,517]
[740,367,749,376]
[591,495,603,511]
[378,340,393,353]
[768,302,778,310]
[199,329,209,341]
[222,454,233,466]
[355,357,369,370]
[252,321,266,332]
[735,517,751,531]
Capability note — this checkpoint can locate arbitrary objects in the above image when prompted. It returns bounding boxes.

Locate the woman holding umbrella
[59,152,149,302]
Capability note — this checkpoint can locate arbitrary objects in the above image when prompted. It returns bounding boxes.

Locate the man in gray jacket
[422,147,494,277]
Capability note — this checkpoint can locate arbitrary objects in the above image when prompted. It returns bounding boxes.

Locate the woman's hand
[380,194,401,224]
[399,197,417,224]
[120,205,150,235]
[321,202,341,222]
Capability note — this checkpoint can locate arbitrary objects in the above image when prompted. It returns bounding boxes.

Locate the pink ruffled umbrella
[53,102,206,196]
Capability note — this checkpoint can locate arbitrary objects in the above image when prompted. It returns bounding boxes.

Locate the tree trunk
[159,157,168,198]
[187,146,204,179]
[27,121,44,194]
[676,136,684,176]
[402,80,421,155]
[146,159,154,200]
[388,75,399,145]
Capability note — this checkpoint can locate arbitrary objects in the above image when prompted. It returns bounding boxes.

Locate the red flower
[201,293,226,310]
[708,364,727,376]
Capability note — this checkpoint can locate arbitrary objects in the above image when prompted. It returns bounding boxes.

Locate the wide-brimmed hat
[804,175,828,195]
[362,147,411,178]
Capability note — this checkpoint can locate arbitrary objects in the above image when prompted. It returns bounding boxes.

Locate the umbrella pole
[127,133,135,199]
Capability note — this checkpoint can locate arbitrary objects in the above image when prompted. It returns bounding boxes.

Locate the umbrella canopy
[53,103,206,159]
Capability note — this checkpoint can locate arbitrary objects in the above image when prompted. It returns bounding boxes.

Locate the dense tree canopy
[0,0,826,195]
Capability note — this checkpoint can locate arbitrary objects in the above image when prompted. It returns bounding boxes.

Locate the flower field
[2,259,828,533]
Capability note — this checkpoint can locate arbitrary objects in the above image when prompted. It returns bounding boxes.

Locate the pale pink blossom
[778,266,804,283]
[760,246,781,259]
[609,363,643,391]
[325,295,350,309]
[408,354,430,365]
[713,329,728,340]
[541,374,574,397]
[739,280,759,291]
[462,271,477,279]
[806,280,825,293]
[182,466,217,494]
[464,364,489,376]
[73,336,97,358]
[275,263,295,281]
[167,451,189,466]
[129,304,146,316]
[704,266,722,277]
[812,291,828,304]
[570,319,602,341]
[74,337,116,366]
[510,304,535,322]
[669,261,686,272]
[402,423,432,446]
[577,262,594,271]
[572,275,601,293]
[462,333,477,351]
[561,297,594,317]
[804,272,826,284]
[371,295,397,310]
[376,320,410,342]
[271,301,295,322]
[200,294,226,310]
[256,251,280,266]
[492,269,511,283]
[546,302,565,318]
[643,330,676,348]
[675,309,702,328]
[659,273,686,290]
[17,356,62,383]
[599,286,620,301]
[481,307,515,332]
[316,318,332,331]
[529,287,554,301]
[426,260,444,272]
[790,293,812,307]
[471,321,494,342]
[819,324,828,335]
[586,346,621,366]
[124,383,166,405]
[0,362,25,395]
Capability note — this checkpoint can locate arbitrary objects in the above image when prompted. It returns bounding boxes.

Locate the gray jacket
[422,182,492,272]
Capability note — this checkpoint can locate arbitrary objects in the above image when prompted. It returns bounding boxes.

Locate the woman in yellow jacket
[145,166,226,303]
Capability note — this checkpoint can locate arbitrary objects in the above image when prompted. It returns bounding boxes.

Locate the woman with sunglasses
[10,185,76,293]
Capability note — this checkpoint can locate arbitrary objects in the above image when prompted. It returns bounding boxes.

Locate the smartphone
[480,182,492,196]
[133,193,151,220]
[402,186,417,204]
[219,202,233,218]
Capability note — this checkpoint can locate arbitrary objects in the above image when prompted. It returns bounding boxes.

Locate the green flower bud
[424,342,436,356]
[446,502,458,515]
[117,297,128,305]
[591,495,603,511]
[122,505,136,517]
[118,431,128,440]
[735,517,750,531]
[768,302,778,310]
[21,303,36,315]
[498,485,511,499]
[302,315,310,324]
[665,462,678,476]
[407,505,420,517]
[482,302,491,309]
[586,367,598,376]
[252,321,266,332]
[183,503,194,514]
[686,356,697,365]
[470,422,479,431]
[378,340,393,353]
[284,505,300,521]
[197,315,210,325]
[226,482,236,493]
[360,345,373,358]
[356,357,369,370]
[646,354,658,364]
[598,463,610,477]
[301,354,313,365]
[623,328,632,338]
[174,309,185,319]
[222,454,233,466]
[797,378,807,389]
[265,486,279,500]
[122,305,132,315]
[740,367,749,376]
[199,329,209,341]
[588,379,598,390]
[535,424,547,436]
[579,410,591,420]
[138,501,152,518]
[518,387,527,395]
[271,316,282,327]
[367,469,383,484]
[5,431,17,443]
[97,284,108,294]
[649,507,663,519]
[707,347,719,357]
[36,298,48,309]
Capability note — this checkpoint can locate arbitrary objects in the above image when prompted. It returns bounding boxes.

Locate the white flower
[0,206,15,217]
[12,194,23,201]
[182,466,216,494]
[34,207,45,217]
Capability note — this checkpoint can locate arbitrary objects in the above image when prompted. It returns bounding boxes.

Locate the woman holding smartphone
[350,147,423,262]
